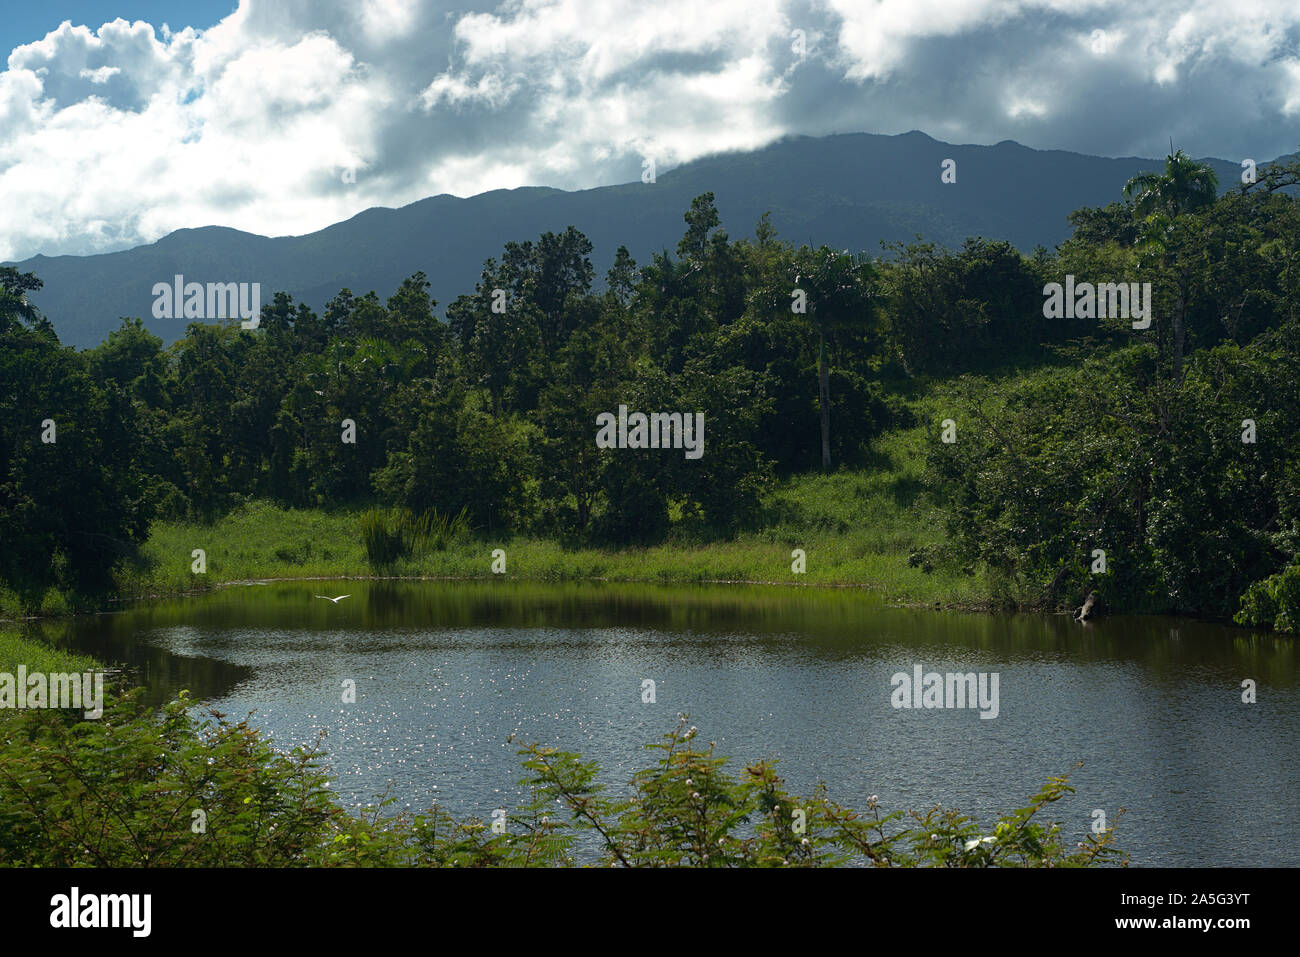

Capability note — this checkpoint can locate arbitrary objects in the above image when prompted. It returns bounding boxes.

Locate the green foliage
[1124,149,1219,220]
[0,702,1125,868]
[0,274,153,608]
[8,162,1300,622]
[374,390,538,534]
[929,335,1300,614]
[1236,565,1300,633]
[360,508,412,568]
[0,689,342,866]
[0,629,103,676]
[1066,201,1140,247]
[879,237,1049,375]
[360,506,470,569]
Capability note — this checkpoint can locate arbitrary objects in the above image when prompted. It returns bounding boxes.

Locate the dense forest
[4,150,1300,629]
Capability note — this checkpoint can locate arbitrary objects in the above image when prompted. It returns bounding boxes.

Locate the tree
[793,246,876,470]
[1123,149,1219,220]
[447,261,541,418]
[384,272,447,362]
[1124,150,1220,381]
[532,227,595,354]
[1066,201,1139,247]
[373,379,537,534]
[678,192,723,261]
[0,272,152,601]
[606,246,638,305]
[0,267,48,336]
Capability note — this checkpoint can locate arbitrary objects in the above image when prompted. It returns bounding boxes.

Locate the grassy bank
[1,419,993,620]
[116,422,985,602]
[0,629,103,674]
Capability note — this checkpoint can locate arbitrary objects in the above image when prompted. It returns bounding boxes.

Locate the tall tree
[1125,150,1219,381]
[793,247,876,470]
[1,270,152,600]
[1123,149,1219,220]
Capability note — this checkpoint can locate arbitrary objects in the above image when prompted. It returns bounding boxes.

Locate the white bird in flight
[314,594,351,603]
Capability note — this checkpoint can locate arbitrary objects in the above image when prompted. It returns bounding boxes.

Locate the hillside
[7,130,1269,349]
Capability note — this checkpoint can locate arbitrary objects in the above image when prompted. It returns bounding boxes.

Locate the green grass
[0,399,993,621]
[0,582,92,619]
[114,503,374,597]
[0,630,103,674]
[91,416,988,611]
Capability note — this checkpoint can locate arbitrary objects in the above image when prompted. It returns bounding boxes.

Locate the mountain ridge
[6,130,1284,349]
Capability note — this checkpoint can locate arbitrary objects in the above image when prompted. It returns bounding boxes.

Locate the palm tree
[1123,149,1219,381]
[1123,148,1218,220]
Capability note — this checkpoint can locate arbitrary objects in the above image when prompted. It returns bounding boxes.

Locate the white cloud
[78,66,121,83]
[0,0,1298,261]
[1282,60,1300,116]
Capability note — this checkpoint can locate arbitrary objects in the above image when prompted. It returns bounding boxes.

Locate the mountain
[5,130,1272,349]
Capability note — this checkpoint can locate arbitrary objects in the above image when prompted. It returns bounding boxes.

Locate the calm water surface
[41,580,1300,866]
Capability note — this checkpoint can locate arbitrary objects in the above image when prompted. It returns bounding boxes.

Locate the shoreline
[6,566,1261,630]
[3,495,1276,631]
[2,570,1008,625]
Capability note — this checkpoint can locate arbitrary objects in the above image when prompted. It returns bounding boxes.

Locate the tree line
[4,152,1300,626]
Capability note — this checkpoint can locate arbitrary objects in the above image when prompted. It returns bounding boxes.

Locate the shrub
[361,507,469,569]
[0,699,1127,868]
[1235,565,1300,632]
[0,689,340,867]
[360,509,406,568]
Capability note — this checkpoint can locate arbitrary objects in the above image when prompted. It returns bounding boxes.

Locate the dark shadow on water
[38,579,1296,704]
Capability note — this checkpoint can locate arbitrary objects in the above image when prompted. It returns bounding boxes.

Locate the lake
[45,579,1300,866]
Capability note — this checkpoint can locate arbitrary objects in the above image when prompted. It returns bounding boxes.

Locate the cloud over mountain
[2,0,1298,261]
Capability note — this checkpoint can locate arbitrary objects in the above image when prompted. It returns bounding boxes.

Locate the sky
[0,2,235,56]
[2,0,1299,261]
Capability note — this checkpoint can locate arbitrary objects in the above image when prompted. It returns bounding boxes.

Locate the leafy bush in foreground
[0,689,338,866]
[0,695,1126,868]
